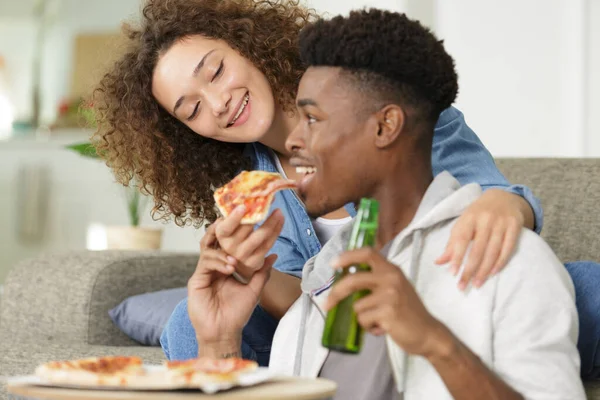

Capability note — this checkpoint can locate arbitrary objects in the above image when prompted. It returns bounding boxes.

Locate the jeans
[566,261,600,379]
[160,299,278,367]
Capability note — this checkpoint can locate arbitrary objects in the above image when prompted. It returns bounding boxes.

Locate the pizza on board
[165,357,258,386]
[34,355,258,389]
[35,356,144,387]
[214,170,297,224]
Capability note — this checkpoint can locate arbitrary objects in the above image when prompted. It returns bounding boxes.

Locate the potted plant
[67,141,163,250]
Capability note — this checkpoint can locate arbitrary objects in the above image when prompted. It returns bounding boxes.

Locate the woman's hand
[215,205,284,280]
[188,221,277,356]
[436,189,531,290]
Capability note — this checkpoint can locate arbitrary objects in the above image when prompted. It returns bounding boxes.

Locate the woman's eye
[307,115,317,124]
[187,102,201,121]
[212,61,224,82]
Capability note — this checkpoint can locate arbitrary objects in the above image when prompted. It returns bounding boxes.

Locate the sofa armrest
[0,251,197,346]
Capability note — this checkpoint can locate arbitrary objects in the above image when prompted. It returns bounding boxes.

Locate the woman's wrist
[197,336,243,359]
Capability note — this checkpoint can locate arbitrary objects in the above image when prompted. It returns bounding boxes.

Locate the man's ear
[374,105,405,149]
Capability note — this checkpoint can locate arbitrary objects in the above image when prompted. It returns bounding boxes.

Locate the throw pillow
[109,287,187,346]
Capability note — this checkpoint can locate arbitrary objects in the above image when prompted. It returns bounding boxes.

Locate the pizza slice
[214,170,297,224]
[35,356,145,387]
[165,357,258,386]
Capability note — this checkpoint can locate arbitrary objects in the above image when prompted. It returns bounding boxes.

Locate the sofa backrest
[496,158,600,263]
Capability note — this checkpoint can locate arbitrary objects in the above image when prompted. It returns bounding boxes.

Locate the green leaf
[66,142,99,159]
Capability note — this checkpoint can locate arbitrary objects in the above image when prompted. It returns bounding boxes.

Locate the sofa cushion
[496,158,600,263]
[109,287,187,346]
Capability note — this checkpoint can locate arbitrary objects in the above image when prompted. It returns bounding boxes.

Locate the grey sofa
[0,158,599,399]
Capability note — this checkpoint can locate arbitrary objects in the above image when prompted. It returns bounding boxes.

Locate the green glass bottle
[321,198,379,354]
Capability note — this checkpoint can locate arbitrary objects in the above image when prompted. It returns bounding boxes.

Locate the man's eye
[307,115,317,124]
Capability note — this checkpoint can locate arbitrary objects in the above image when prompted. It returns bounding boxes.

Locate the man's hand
[435,189,533,290]
[325,248,448,357]
[215,205,284,280]
[188,221,277,356]
[326,248,524,399]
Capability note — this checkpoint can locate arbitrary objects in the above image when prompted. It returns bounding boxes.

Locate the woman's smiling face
[152,35,277,143]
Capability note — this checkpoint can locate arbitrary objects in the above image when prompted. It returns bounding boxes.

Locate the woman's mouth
[227,92,250,128]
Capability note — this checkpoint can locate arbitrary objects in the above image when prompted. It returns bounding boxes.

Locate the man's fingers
[472,228,505,288]
[331,248,393,274]
[369,326,386,336]
[237,210,284,264]
[200,221,220,249]
[215,205,247,238]
[247,254,278,295]
[491,221,521,275]
[356,307,385,334]
[324,272,379,311]
[245,213,284,268]
[353,292,384,314]
[189,251,235,290]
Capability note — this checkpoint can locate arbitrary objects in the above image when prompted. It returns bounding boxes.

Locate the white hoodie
[269,172,585,399]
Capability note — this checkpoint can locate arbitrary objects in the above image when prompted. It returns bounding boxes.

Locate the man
[187,9,585,399]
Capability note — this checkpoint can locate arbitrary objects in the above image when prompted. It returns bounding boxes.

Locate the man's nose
[285,121,305,154]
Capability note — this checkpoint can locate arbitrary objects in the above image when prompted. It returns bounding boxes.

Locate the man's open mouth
[295,166,317,175]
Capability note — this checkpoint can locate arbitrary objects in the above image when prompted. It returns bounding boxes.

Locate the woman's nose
[207,90,231,117]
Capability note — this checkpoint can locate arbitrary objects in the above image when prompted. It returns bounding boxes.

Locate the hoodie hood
[291,171,482,388]
[300,171,482,294]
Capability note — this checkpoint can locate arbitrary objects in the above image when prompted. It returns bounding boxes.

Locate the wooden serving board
[7,376,337,400]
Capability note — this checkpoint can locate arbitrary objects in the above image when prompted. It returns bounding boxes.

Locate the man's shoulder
[510,229,565,272]
[498,228,574,294]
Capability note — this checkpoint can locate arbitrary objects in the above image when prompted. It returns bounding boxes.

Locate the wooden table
[7,377,337,400]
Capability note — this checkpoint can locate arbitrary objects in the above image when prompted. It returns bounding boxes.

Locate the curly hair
[92,0,317,227]
[299,9,458,124]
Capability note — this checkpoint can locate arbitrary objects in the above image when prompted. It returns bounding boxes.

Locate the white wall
[587,0,600,156]
[435,0,591,157]
[307,0,404,16]
[0,19,37,123]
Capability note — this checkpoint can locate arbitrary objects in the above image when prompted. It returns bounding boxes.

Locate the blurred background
[0,0,598,285]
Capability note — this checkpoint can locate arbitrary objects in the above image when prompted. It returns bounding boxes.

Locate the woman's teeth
[296,166,317,174]
[229,93,249,126]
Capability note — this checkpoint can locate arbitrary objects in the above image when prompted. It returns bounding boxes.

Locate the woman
[93,0,600,377]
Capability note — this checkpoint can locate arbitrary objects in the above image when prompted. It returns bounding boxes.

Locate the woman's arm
[259,270,302,320]
[432,106,542,232]
[257,234,305,319]
[432,107,543,289]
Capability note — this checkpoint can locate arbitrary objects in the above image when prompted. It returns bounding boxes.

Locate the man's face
[286,67,378,218]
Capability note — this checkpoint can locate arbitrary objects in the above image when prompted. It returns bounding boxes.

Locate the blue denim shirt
[248,106,543,278]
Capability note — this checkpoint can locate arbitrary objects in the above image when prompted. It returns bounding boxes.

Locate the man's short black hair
[299,9,458,125]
